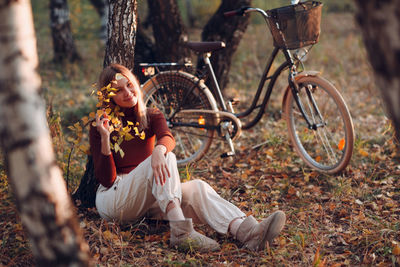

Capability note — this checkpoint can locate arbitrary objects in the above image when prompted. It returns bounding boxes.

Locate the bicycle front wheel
[142,71,218,166]
[284,75,354,173]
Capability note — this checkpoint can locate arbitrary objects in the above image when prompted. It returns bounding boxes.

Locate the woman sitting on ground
[90,63,286,252]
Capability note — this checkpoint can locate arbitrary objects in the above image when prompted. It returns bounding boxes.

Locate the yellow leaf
[105,108,112,114]
[81,116,89,124]
[393,243,400,255]
[108,92,116,97]
[140,132,145,140]
[115,73,124,80]
[91,121,97,127]
[134,127,139,135]
[127,121,134,125]
[89,112,96,118]
[103,230,115,241]
[97,110,103,117]
[359,148,369,157]
[125,133,134,141]
[79,144,89,153]
[122,126,131,133]
[111,117,119,124]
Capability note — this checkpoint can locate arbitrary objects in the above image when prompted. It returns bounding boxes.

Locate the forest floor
[1,2,400,267]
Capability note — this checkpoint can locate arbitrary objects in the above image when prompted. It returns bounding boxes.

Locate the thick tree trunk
[0,1,89,266]
[354,0,400,142]
[147,0,191,62]
[49,0,81,63]
[74,0,139,208]
[200,0,252,92]
[104,0,137,70]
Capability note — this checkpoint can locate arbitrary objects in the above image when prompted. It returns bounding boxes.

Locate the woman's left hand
[151,145,170,186]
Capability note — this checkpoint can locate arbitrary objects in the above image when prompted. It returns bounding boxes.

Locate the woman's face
[111,75,138,108]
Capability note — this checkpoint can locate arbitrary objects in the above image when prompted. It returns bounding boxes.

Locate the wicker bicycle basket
[266,1,322,50]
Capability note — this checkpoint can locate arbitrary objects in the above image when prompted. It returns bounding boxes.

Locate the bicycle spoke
[143,71,217,165]
[286,76,354,173]
[315,127,337,164]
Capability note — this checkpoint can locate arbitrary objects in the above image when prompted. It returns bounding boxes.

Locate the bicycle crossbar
[139,62,192,67]
[174,109,242,140]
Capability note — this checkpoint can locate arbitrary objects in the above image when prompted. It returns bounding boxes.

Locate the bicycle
[140,1,355,174]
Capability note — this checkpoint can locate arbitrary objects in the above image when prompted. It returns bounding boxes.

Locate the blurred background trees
[50,0,81,62]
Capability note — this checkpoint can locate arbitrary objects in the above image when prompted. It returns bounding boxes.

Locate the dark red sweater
[89,108,175,188]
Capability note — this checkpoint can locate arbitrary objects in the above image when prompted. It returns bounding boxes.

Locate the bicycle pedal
[220,151,235,158]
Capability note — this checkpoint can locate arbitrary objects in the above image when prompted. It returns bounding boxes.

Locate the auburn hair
[98,63,148,130]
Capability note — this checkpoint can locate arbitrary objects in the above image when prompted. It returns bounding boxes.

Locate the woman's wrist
[101,135,111,155]
[154,145,167,155]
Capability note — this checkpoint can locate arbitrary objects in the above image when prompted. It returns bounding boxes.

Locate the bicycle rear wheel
[284,75,354,173]
[142,71,218,166]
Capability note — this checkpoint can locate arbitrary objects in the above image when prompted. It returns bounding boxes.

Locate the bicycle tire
[283,75,354,173]
[142,71,218,166]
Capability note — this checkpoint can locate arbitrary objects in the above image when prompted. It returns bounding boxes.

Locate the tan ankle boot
[170,218,220,252]
[236,211,286,251]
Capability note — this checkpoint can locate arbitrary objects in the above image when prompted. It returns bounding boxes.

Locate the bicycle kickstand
[220,122,236,158]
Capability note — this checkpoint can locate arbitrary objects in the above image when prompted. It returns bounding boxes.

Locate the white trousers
[95,152,245,234]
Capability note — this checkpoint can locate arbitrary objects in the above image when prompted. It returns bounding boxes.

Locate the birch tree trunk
[74,0,139,208]
[0,1,89,266]
[200,0,252,92]
[354,0,400,142]
[104,0,137,70]
[50,0,81,63]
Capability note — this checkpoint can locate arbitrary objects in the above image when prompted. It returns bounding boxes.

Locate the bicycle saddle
[185,41,226,53]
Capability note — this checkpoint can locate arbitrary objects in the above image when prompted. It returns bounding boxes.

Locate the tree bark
[49,0,81,63]
[88,0,109,43]
[147,0,191,62]
[104,0,137,70]
[354,0,400,142]
[200,0,252,92]
[74,0,139,208]
[0,1,89,266]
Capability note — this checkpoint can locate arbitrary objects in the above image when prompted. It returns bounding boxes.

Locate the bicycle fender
[281,70,320,111]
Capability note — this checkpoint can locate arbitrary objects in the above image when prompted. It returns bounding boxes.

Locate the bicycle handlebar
[224,7,269,19]
[223,6,250,17]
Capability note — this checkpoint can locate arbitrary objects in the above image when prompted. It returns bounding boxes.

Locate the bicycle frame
[203,46,292,130]
[203,7,322,131]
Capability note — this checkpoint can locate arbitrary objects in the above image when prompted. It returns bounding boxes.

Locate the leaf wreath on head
[91,73,145,158]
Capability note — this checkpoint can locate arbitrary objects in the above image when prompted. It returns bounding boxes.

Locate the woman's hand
[151,145,170,186]
[96,111,111,155]
[95,111,110,137]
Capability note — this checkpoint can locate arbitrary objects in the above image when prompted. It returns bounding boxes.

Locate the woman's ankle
[229,217,244,237]
[166,199,185,221]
